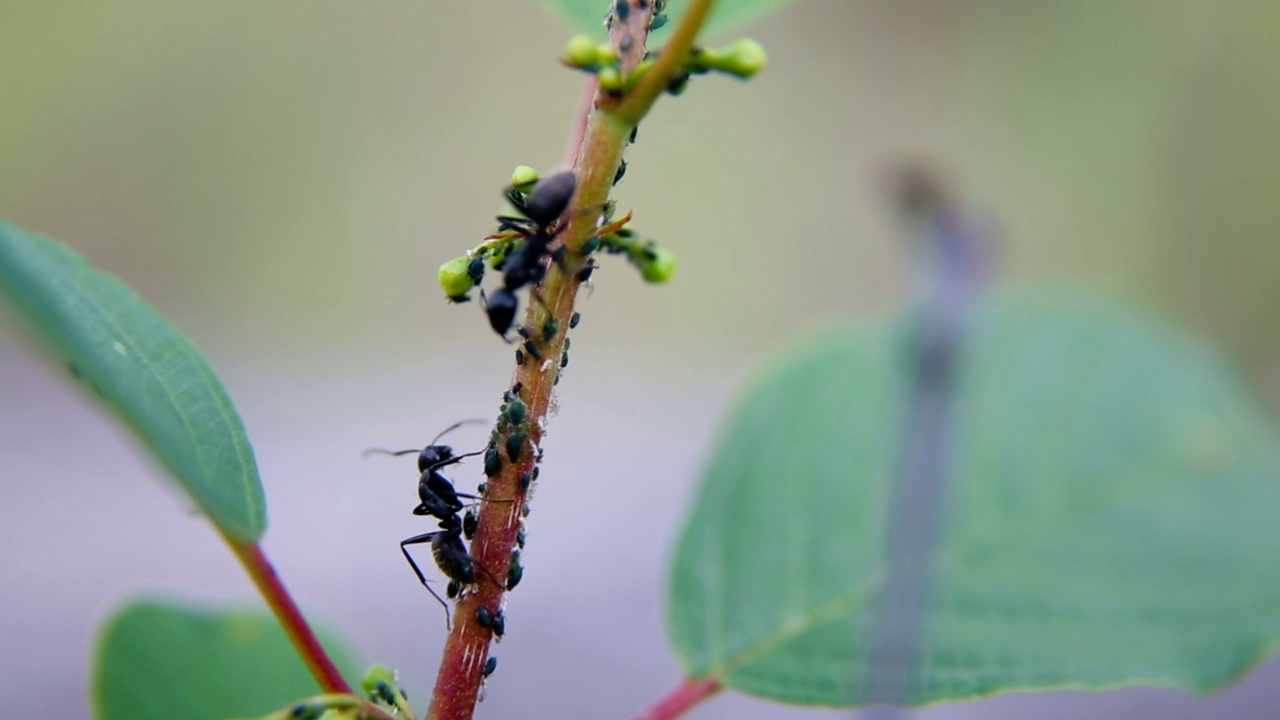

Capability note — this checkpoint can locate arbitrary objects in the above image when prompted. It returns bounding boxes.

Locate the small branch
[223,533,353,695]
[629,677,723,720]
[425,3,720,720]
[615,0,716,125]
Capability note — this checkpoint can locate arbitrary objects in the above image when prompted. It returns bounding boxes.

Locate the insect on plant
[365,420,510,627]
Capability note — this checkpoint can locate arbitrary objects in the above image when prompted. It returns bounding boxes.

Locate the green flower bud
[639,246,677,283]
[511,165,539,193]
[598,66,625,92]
[564,34,599,69]
[720,38,767,79]
[595,44,619,66]
[438,255,475,300]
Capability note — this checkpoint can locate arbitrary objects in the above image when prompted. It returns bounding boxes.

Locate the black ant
[365,420,509,628]
[481,172,578,338]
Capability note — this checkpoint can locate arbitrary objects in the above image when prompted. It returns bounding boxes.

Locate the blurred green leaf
[0,219,266,540]
[667,290,1280,706]
[541,0,793,40]
[93,599,358,720]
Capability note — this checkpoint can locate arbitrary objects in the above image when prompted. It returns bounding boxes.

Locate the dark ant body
[483,172,578,339]
[365,420,508,627]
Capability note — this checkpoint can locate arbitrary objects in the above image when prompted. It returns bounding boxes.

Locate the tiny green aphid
[484,447,502,477]
[505,399,528,426]
[476,605,493,629]
[506,432,528,462]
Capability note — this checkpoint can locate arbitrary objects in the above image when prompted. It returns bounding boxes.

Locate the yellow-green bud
[511,165,539,193]
[564,35,599,69]
[438,255,475,299]
[720,38,767,79]
[640,247,677,283]
[595,44,618,66]
[598,66,625,92]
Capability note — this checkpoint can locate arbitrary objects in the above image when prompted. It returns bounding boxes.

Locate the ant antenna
[362,447,418,459]
[430,418,487,446]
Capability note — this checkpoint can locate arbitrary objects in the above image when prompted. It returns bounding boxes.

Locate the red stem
[224,533,353,694]
[630,677,723,720]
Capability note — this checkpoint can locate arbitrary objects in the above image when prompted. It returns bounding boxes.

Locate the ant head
[418,444,453,472]
[522,172,576,227]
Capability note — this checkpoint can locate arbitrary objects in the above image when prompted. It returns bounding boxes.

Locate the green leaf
[93,599,358,720]
[541,0,794,40]
[667,290,1280,706]
[0,220,265,540]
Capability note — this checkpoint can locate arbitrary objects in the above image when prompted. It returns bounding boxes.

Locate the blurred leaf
[541,0,793,40]
[93,599,358,720]
[667,290,1280,706]
[0,219,266,540]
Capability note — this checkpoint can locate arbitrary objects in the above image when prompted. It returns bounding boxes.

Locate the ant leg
[468,556,508,591]
[454,492,513,504]
[401,532,452,629]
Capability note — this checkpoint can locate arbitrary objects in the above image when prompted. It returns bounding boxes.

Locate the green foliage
[542,0,796,40]
[0,220,266,540]
[93,600,357,720]
[667,290,1280,706]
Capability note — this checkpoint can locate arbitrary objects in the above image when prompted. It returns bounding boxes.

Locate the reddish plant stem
[426,2,718,718]
[630,677,723,720]
[224,533,353,695]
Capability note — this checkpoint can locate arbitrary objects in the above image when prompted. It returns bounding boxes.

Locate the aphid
[577,259,597,283]
[484,447,502,477]
[542,317,558,343]
[477,482,488,494]
[613,159,628,186]
[482,656,498,678]
[560,351,569,369]
[505,399,528,426]
[493,610,506,638]
[580,234,601,256]
[516,325,532,340]
[629,124,639,144]
[463,508,479,539]
[507,554,525,589]
[516,527,527,548]
[466,255,486,285]
[515,348,526,365]
[614,0,630,21]
[519,472,532,492]
[447,579,461,599]
[506,432,528,462]
[476,605,493,629]
[523,340,543,361]
[569,311,581,329]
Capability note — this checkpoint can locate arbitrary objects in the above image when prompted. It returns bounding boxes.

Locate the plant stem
[425,2,718,719]
[629,677,723,720]
[223,533,353,695]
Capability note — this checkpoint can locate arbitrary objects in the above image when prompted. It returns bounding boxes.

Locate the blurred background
[2,1,1278,718]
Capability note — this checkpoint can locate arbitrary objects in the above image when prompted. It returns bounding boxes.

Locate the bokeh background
[2,1,1278,718]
